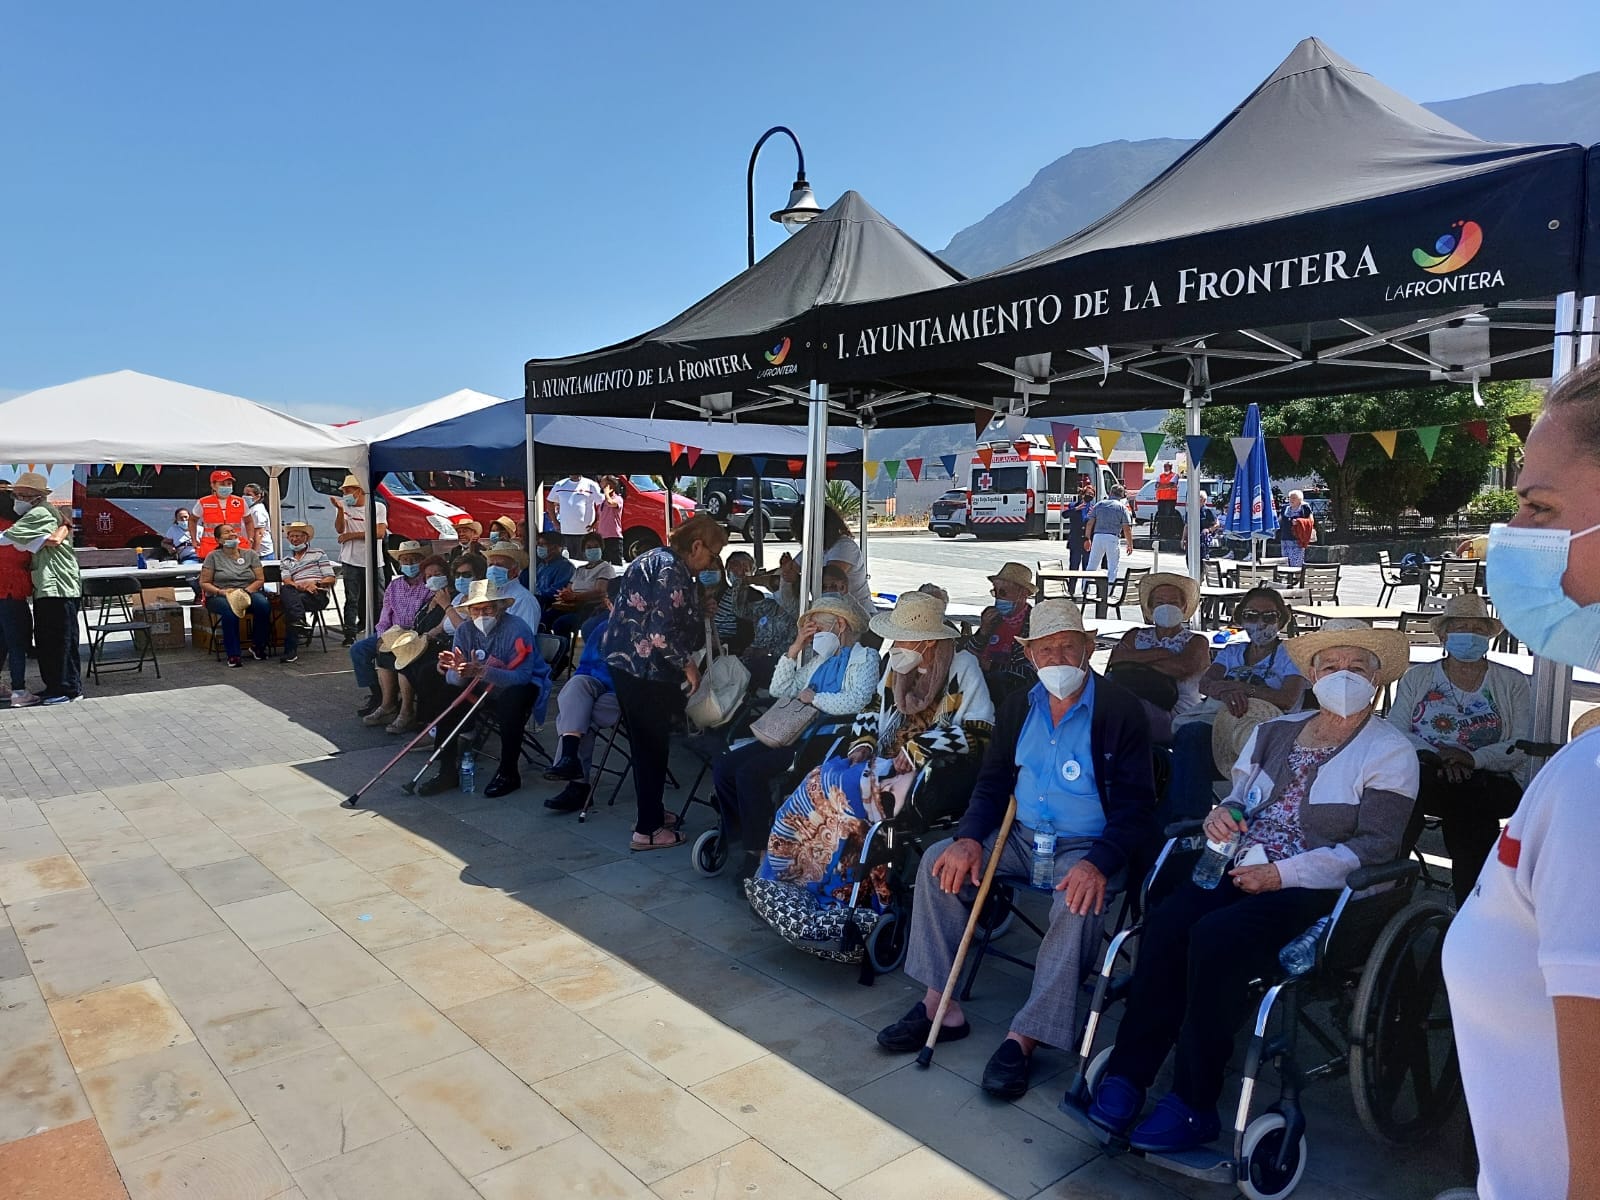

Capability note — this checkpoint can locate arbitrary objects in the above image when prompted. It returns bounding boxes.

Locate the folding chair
[84,575,162,683]
[1104,566,1148,619]
[1375,550,1407,609]
[578,704,681,822]
[1301,563,1342,605]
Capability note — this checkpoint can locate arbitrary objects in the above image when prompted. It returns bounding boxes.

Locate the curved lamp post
[747,126,824,268]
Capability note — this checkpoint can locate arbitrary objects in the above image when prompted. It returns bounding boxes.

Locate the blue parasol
[1224,403,1278,555]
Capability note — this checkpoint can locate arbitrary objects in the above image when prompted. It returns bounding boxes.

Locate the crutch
[400,682,495,795]
[916,794,1017,1069]
[340,678,486,808]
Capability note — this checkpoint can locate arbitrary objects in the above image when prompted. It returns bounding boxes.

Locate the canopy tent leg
[524,414,538,542]
[266,466,283,567]
[752,467,764,572]
[1185,388,1203,580]
[858,420,869,579]
[1530,291,1599,768]
[801,381,829,609]
[364,488,379,636]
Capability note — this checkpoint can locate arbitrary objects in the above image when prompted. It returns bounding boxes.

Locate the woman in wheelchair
[1087,619,1418,1154]
[713,593,880,880]
[1106,572,1211,743]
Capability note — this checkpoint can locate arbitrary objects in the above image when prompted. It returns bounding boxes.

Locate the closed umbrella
[1224,403,1279,561]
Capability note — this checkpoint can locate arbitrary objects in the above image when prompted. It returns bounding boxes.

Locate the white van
[966,439,1121,539]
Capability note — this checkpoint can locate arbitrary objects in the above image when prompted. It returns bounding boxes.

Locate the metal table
[1291,604,1403,627]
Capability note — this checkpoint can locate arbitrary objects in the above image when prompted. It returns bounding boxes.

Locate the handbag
[750,696,819,748]
[685,619,750,729]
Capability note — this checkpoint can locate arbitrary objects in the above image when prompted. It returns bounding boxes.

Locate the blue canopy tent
[1222,403,1278,561]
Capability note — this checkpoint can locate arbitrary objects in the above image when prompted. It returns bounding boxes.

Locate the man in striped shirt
[278,522,335,664]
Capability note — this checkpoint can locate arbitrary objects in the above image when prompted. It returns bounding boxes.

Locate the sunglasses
[1238,610,1281,624]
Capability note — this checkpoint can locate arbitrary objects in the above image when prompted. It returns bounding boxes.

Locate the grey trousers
[904,824,1105,1049]
[554,673,620,770]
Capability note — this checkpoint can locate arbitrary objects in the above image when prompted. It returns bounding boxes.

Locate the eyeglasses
[1238,610,1280,625]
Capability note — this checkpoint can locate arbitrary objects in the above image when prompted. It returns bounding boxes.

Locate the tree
[1157,381,1538,532]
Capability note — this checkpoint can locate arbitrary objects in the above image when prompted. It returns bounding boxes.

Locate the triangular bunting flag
[1371,430,1398,459]
[1279,435,1304,464]
[1096,429,1123,460]
[864,461,880,482]
[938,454,957,479]
[1415,426,1442,461]
[786,459,803,475]
[667,442,684,463]
[153,464,163,475]
[973,407,992,439]
[113,462,123,474]
[1464,420,1490,446]
[684,446,701,469]
[1324,433,1352,465]
[1184,435,1210,465]
[1048,422,1073,456]
[27,464,36,472]
[976,448,994,469]
[1230,437,1256,467]
[749,456,766,477]
[1010,441,1028,460]
[716,451,734,473]
[1140,432,1165,466]
[906,458,923,482]
[1507,413,1534,444]
[883,460,900,480]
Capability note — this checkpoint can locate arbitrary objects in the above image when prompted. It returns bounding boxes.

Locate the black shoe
[356,693,382,717]
[543,782,587,812]
[542,754,584,782]
[484,772,522,799]
[876,1001,970,1054]
[415,764,459,797]
[980,1039,1031,1100]
[341,634,356,647]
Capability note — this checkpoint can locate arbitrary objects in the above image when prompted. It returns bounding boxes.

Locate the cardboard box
[137,602,189,651]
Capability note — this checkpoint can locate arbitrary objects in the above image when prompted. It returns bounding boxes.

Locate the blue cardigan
[955,672,1160,878]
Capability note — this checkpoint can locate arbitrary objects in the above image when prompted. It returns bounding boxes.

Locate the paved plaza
[0,542,1513,1199]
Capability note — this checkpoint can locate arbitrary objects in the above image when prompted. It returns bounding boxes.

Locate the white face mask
[887,647,923,673]
[1037,664,1087,700]
[810,631,841,660]
[1152,603,1185,628]
[473,614,498,635]
[1312,669,1377,718]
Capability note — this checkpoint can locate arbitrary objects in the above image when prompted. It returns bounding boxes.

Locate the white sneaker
[9,690,41,708]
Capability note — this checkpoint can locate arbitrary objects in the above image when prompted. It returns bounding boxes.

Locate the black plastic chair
[84,575,161,683]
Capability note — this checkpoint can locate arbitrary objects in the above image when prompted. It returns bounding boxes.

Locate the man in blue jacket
[875,599,1159,1101]
[416,579,551,799]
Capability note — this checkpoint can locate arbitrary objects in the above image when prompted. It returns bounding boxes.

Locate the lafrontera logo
[1412,220,1483,274]
[764,337,791,365]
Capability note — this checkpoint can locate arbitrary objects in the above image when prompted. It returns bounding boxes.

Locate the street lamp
[747,126,823,268]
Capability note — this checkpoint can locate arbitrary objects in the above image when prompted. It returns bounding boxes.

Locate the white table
[79,563,202,583]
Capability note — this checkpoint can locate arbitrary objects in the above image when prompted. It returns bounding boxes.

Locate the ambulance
[964,434,1121,539]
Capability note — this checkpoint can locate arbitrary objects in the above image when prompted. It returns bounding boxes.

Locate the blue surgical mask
[216,485,233,498]
[222,537,240,549]
[699,569,722,586]
[1443,631,1490,662]
[584,548,602,563]
[400,563,421,578]
[1486,521,1600,670]
[342,494,359,508]
[424,574,447,592]
[489,531,502,543]
[535,545,548,560]
[993,598,1017,617]
[486,565,511,588]
[454,576,471,595]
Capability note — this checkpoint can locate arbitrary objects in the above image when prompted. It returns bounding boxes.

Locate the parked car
[1130,477,1227,523]
[701,477,804,541]
[928,489,969,538]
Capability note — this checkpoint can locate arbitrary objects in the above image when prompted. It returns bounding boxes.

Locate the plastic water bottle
[459,750,477,795]
[136,549,148,569]
[1192,806,1245,890]
[1278,916,1331,976]
[1030,818,1056,889]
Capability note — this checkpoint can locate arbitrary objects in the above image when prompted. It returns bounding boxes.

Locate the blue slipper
[1086,1074,1145,1137]
[1129,1093,1221,1154]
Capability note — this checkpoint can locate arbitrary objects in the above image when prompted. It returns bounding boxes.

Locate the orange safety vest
[1155,472,1178,503]
[195,493,247,558]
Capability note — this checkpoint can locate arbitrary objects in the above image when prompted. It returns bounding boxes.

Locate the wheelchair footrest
[1057,1093,1236,1185]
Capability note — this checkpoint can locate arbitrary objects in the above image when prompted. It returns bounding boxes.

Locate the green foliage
[1157,381,1540,531]
[825,479,862,520]
[1467,488,1519,523]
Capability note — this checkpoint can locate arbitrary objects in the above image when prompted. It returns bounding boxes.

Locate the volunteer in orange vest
[190,470,253,559]
[1155,462,1179,505]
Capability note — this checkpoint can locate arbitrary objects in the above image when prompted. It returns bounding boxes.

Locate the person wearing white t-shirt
[547,472,603,558]
[1442,356,1600,1200]
[772,506,873,614]
[242,483,274,560]
[333,475,388,645]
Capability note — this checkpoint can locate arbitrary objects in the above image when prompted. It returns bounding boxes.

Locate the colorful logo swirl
[1412,220,1482,274]
[764,337,791,365]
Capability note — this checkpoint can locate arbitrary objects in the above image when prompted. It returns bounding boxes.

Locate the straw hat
[1212,698,1284,775]
[377,626,411,654]
[453,517,483,537]
[12,472,48,494]
[386,540,427,562]
[987,562,1037,597]
[284,520,314,537]
[340,475,365,492]
[1139,572,1201,623]
[490,515,519,537]
[461,578,515,609]
[869,591,957,642]
[1573,708,1600,739]
[225,588,251,618]
[1015,598,1095,644]
[387,630,432,671]
[483,540,530,570]
[1430,593,1503,640]
[1287,618,1411,686]
[801,593,870,634]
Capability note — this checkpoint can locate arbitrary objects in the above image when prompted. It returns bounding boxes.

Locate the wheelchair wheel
[866,912,908,974]
[1348,894,1460,1145]
[1237,1111,1307,1200]
[692,829,728,877]
[1084,1046,1114,1098]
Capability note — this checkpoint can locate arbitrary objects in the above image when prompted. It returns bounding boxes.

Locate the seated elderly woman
[959,561,1038,704]
[369,553,453,735]
[546,531,618,639]
[1087,618,1418,1153]
[1388,593,1529,906]
[351,540,436,725]
[1164,586,1307,823]
[1106,572,1211,741]
[542,579,622,813]
[198,522,269,667]
[400,552,487,738]
[714,593,880,881]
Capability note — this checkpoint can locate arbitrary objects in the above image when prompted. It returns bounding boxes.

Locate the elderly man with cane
[874,599,1159,1101]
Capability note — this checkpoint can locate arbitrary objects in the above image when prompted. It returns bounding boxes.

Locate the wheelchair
[1056,821,1460,1200]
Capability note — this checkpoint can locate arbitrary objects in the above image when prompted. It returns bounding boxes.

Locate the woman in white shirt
[1388,593,1529,907]
[548,531,618,638]
[775,506,874,614]
[243,483,274,560]
[1442,355,1600,1200]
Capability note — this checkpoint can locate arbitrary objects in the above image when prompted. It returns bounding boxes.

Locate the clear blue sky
[3,0,1593,423]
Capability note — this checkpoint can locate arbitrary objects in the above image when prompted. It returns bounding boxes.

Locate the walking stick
[340,678,485,808]
[916,794,1018,1069]
[399,683,494,796]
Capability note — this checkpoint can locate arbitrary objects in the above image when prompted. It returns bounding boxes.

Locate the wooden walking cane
[916,794,1018,1069]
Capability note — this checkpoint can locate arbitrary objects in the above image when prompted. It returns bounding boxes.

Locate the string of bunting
[1253,415,1522,466]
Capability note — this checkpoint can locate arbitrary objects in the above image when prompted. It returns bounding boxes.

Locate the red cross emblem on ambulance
[977,472,994,491]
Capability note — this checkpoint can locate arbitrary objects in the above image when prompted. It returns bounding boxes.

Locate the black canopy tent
[525,188,968,598]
